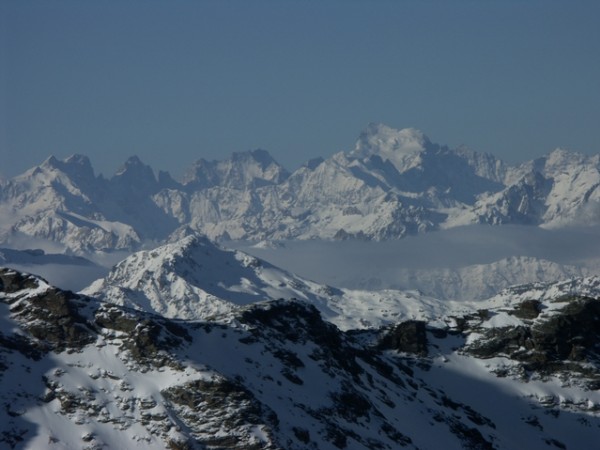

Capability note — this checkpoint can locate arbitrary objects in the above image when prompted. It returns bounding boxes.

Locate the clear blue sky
[2,0,599,179]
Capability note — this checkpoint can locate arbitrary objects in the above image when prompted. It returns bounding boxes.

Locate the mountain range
[2,239,600,449]
[1,123,599,254]
[1,124,600,448]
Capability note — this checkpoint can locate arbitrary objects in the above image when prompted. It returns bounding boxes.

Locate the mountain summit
[82,233,338,320]
[182,149,289,190]
[353,124,432,173]
[0,124,598,252]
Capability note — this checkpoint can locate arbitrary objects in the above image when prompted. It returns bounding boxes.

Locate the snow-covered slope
[82,234,342,320]
[1,124,599,252]
[4,268,600,449]
[483,274,600,308]
[82,233,466,330]
[0,155,141,253]
[81,233,600,335]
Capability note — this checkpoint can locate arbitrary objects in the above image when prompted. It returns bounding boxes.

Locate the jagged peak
[41,155,60,168]
[232,148,280,166]
[64,154,92,166]
[304,156,324,170]
[545,147,589,165]
[63,154,95,178]
[527,147,594,175]
[354,123,431,156]
[26,154,95,181]
[351,123,433,173]
[122,233,220,269]
[113,155,157,182]
[182,148,288,189]
[115,155,148,174]
[189,149,281,168]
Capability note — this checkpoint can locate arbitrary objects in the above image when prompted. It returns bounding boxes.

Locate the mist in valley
[233,225,600,300]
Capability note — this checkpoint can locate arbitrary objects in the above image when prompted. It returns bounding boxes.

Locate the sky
[2,0,600,179]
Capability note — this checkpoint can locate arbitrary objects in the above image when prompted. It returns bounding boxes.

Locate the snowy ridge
[1,124,599,253]
[82,234,343,321]
[475,149,600,228]
[3,268,600,449]
[80,235,598,333]
[82,233,473,330]
[0,155,141,253]
[352,123,430,173]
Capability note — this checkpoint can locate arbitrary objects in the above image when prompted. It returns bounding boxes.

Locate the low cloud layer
[235,225,600,296]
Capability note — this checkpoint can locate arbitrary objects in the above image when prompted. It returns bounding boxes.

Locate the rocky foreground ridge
[1,124,599,253]
[2,266,600,449]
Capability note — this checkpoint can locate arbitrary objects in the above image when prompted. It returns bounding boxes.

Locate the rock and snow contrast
[1,123,600,448]
[3,263,600,449]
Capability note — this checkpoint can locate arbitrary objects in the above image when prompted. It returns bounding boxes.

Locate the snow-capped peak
[23,154,95,181]
[81,234,336,321]
[41,155,60,168]
[352,123,432,173]
[114,155,155,178]
[355,123,430,153]
[110,155,160,197]
[181,149,289,190]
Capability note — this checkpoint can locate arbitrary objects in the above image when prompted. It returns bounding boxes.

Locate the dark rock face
[162,378,279,450]
[240,300,366,380]
[0,269,95,353]
[466,296,600,387]
[379,321,428,356]
[468,326,532,359]
[15,289,95,351]
[0,269,40,294]
[512,299,542,319]
[530,296,600,363]
[94,303,192,369]
[240,300,332,344]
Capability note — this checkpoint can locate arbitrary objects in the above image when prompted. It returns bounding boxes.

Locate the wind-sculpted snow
[1,124,599,253]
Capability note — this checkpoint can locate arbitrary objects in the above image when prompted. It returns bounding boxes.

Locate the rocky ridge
[6,265,600,449]
[3,267,600,449]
